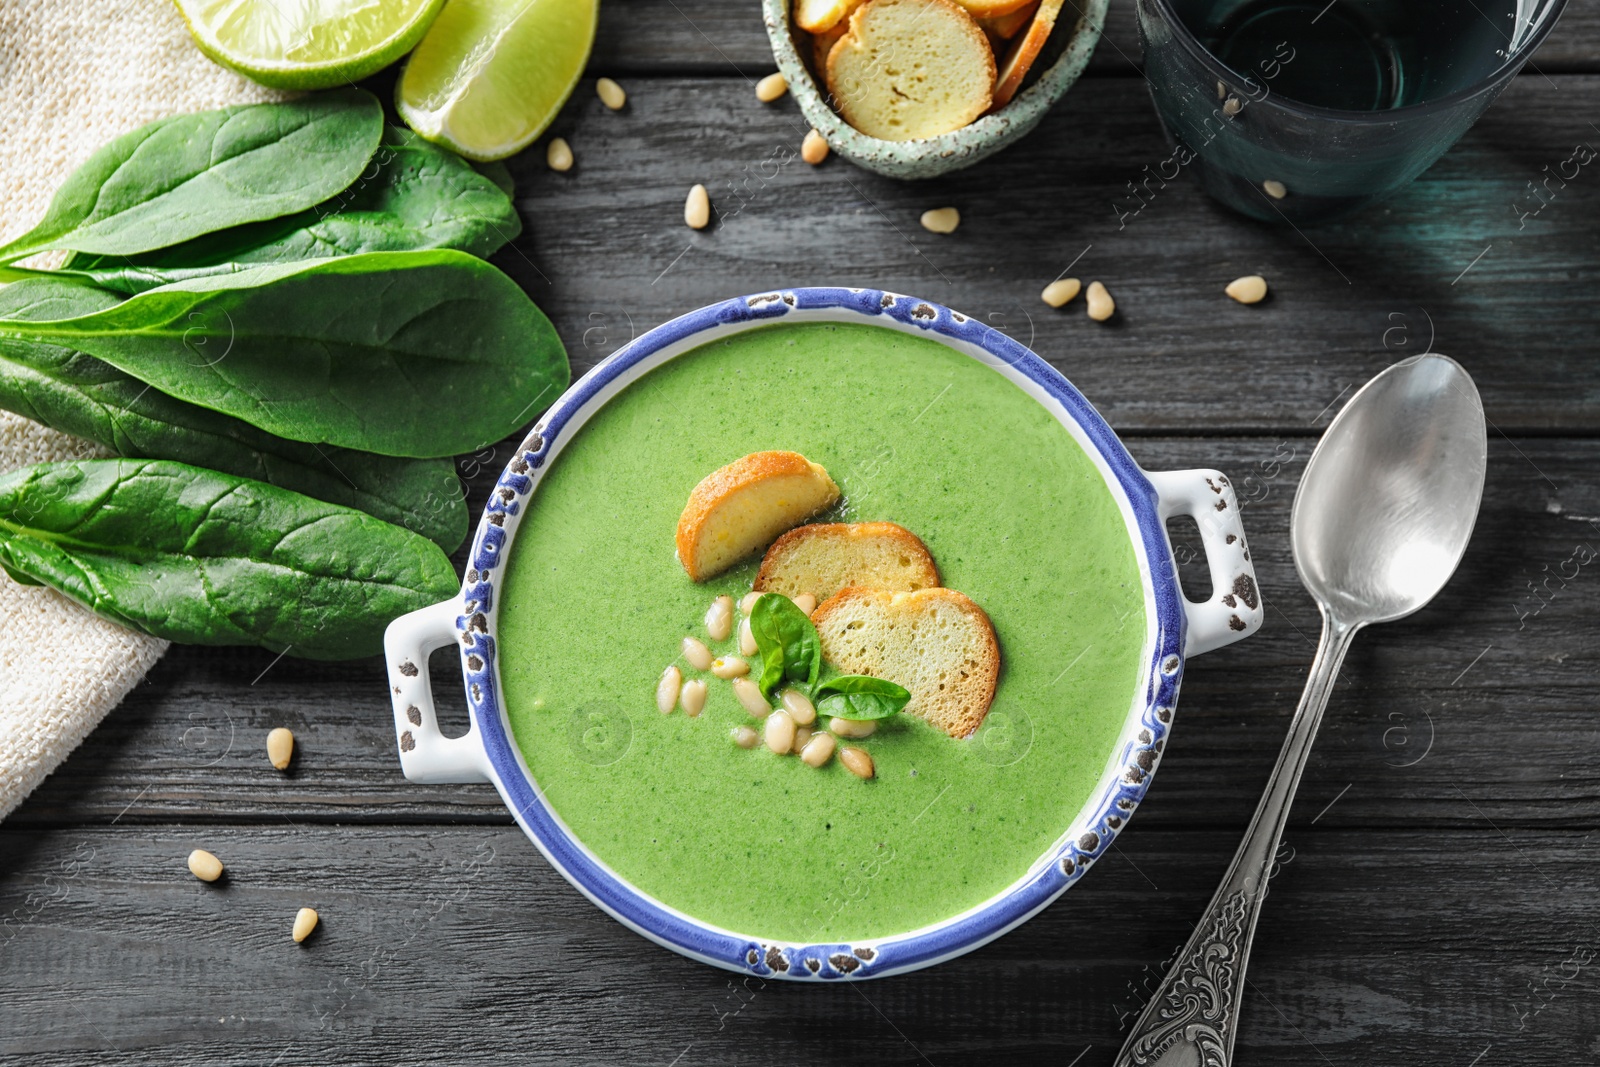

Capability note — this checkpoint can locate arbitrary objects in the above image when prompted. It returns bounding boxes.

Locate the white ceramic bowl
[384,287,1263,980]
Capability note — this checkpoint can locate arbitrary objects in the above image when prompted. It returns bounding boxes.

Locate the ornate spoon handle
[1112,613,1359,1067]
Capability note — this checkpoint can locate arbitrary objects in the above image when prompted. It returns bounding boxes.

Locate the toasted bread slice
[813,587,999,738]
[755,522,940,601]
[952,0,1036,17]
[811,22,848,73]
[796,0,865,33]
[827,0,995,142]
[992,0,1067,108]
[676,451,840,582]
[978,0,1037,39]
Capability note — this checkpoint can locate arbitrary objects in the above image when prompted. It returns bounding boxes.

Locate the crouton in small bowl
[763,0,1107,179]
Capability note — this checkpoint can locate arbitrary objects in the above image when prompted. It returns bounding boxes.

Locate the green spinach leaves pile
[0,90,568,659]
[749,594,911,722]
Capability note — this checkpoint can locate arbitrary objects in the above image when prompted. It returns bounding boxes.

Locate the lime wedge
[175,0,446,90]
[397,0,599,162]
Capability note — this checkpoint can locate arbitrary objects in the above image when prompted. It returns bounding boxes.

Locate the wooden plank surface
[595,0,1600,74]
[7,2,1600,1064]
[509,74,1600,434]
[2,826,1596,1065]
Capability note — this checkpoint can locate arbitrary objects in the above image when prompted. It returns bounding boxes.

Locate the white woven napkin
[0,0,284,819]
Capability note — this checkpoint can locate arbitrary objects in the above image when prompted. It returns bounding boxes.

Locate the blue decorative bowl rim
[452,286,1188,980]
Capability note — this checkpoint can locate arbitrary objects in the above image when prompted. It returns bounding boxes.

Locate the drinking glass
[1136,0,1569,223]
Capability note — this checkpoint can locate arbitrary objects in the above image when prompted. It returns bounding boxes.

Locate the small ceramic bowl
[762,0,1109,179]
[384,287,1265,980]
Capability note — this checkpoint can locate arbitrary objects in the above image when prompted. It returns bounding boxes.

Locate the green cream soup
[498,322,1147,943]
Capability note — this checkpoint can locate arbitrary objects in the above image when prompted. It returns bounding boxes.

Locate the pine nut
[733,677,770,716]
[681,679,708,717]
[1086,281,1115,322]
[793,592,817,615]
[1042,278,1081,308]
[1216,80,1227,99]
[765,710,796,753]
[1263,179,1287,199]
[756,72,788,102]
[683,636,713,671]
[712,656,749,679]
[840,746,875,779]
[792,725,813,753]
[657,665,682,713]
[293,907,319,943]
[829,716,876,738]
[1222,95,1242,116]
[732,725,760,748]
[266,726,294,770]
[597,77,626,110]
[706,595,733,642]
[739,617,758,656]
[802,128,829,165]
[801,731,836,767]
[547,137,574,172]
[187,849,223,882]
[920,207,960,234]
[739,591,763,614]
[781,688,816,726]
[685,183,711,230]
[1225,275,1268,305]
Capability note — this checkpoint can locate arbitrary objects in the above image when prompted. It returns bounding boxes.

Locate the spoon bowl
[1115,352,1488,1067]
[1292,353,1488,627]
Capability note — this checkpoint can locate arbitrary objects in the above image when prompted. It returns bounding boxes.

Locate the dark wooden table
[6,2,1600,1063]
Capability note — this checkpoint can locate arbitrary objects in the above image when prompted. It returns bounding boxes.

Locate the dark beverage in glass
[1136,0,1567,222]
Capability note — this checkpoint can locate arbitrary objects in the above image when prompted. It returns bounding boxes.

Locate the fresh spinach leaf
[0,337,468,552]
[0,90,384,263]
[0,251,570,458]
[474,159,516,199]
[0,458,459,659]
[813,676,912,721]
[48,128,521,295]
[751,592,823,696]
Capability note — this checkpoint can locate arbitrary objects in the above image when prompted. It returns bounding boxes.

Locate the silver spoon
[1113,353,1487,1067]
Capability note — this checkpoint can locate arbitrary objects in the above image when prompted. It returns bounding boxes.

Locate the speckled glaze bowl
[383,288,1263,980]
[763,0,1108,178]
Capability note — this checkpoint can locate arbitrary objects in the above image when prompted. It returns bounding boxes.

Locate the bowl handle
[1146,468,1264,657]
[383,599,491,784]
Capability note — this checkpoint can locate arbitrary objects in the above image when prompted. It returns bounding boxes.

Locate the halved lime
[175,0,447,90]
[397,0,600,162]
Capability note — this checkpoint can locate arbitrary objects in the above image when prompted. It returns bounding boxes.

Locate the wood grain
[1,825,1595,1065]
[503,74,1600,435]
[595,0,1600,75]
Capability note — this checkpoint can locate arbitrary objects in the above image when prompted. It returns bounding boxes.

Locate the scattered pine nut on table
[596,77,626,110]
[685,183,711,229]
[756,73,787,102]
[1042,278,1081,307]
[802,129,829,164]
[1086,281,1115,321]
[1226,275,1269,304]
[187,849,223,882]
[546,137,573,172]
[921,207,960,234]
[266,727,294,770]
